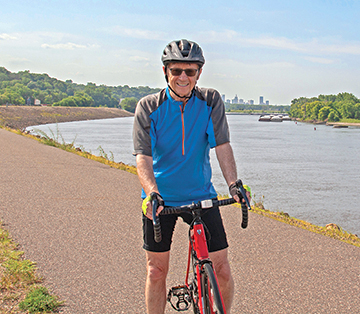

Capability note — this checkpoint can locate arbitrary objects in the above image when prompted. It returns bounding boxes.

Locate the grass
[39,112,63,119]
[18,287,62,314]
[21,126,137,175]
[0,224,63,313]
[297,117,360,125]
[338,118,360,124]
[230,194,360,248]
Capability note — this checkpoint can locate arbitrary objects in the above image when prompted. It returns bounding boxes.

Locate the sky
[1,0,360,105]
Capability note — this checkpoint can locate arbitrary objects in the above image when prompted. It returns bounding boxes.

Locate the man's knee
[147,263,168,282]
[146,251,170,282]
[210,249,232,282]
[214,259,232,281]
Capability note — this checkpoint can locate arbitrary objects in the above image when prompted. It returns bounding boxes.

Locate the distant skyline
[223,94,270,105]
[1,0,360,104]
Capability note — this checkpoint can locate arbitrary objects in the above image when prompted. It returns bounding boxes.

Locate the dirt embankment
[0,106,134,130]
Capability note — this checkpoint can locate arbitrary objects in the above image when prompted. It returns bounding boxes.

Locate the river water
[27,115,360,235]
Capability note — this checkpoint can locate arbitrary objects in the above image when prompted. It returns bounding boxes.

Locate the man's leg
[209,248,234,312]
[145,251,170,314]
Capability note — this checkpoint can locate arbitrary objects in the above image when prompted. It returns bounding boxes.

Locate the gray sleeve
[204,88,230,146]
[132,95,156,157]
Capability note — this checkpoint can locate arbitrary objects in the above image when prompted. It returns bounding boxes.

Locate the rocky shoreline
[0,105,134,130]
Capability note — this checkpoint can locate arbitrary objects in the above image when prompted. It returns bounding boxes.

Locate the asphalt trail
[1,128,359,313]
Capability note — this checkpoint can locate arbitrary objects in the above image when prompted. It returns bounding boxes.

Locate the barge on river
[258,114,291,122]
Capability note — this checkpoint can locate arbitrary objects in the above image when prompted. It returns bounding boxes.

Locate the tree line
[0,67,160,112]
[226,102,290,113]
[289,92,360,122]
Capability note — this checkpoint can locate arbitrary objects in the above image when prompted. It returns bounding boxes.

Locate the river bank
[295,117,360,127]
[0,105,133,130]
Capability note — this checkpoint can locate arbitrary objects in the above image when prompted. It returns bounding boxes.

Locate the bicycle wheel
[200,263,226,314]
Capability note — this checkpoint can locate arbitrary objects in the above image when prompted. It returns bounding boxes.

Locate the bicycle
[151,180,250,314]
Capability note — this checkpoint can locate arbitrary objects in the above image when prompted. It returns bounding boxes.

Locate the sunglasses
[168,68,199,77]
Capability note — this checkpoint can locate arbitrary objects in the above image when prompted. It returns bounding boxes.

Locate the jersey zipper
[180,103,186,155]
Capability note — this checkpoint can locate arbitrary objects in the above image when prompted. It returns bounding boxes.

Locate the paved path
[1,128,359,313]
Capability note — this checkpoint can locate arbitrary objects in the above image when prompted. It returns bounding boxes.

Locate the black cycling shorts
[142,203,228,253]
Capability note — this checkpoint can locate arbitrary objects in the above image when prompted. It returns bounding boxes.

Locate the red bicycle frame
[185,221,227,314]
[155,181,250,313]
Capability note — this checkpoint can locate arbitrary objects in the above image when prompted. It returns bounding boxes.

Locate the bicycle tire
[200,263,226,314]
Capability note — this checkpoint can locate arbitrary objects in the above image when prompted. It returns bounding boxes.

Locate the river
[27,115,360,235]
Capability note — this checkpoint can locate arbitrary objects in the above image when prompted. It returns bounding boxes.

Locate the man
[133,39,244,313]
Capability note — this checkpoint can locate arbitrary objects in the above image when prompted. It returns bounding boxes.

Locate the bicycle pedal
[167,285,191,311]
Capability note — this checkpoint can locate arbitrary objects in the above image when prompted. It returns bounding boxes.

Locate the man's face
[163,62,202,100]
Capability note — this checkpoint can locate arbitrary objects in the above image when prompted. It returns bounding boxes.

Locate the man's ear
[196,67,203,81]
[163,66,169,83]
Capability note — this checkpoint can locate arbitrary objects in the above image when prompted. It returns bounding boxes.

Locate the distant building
[220,93,264,106]
[232,95,239,104]
[266,100,270,105]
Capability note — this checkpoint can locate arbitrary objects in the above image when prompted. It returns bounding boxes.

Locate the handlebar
[151,179,250,243]
[151,198,162,243]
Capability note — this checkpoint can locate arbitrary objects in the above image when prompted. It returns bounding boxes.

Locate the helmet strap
[167,84,194,102]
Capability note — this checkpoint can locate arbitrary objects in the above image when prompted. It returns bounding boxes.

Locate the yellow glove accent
[142,195,152,215]
[243,185,252,198]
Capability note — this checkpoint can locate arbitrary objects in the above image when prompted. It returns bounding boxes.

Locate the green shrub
[19,286,63,313]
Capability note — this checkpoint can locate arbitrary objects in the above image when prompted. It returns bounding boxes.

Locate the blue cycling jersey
[133,86,230,206]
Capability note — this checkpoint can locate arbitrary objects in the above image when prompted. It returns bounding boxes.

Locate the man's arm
[136,154,163,218]
[215,142,237,186]
[215,142,240,202]
[136,154,158,195]
[215,142,251,204]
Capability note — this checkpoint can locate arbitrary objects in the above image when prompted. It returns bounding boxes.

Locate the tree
[0,68,161,107]
[0,90,25,105]
[355,104,360,120]
[53,91,94,107]
[307,101,322,120]
[318,106,331,121]
[328,109,340,122]
[53,96,77,107]
[339,102,356,119]
[33,90,47,104]
[121,97,137,113]
[289,93,360,122]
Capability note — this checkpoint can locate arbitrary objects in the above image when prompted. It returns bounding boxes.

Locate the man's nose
[179,70,188,79]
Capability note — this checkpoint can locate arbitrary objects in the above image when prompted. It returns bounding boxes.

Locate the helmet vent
[179,40,191,57]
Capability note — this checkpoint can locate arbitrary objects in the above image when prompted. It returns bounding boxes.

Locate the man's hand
[142,192,164,220]
[229,182,251,205]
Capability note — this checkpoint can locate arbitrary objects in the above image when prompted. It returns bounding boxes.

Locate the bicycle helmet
[161,39,205,67]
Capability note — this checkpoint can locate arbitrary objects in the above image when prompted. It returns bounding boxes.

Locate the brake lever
[235,179,251,210]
